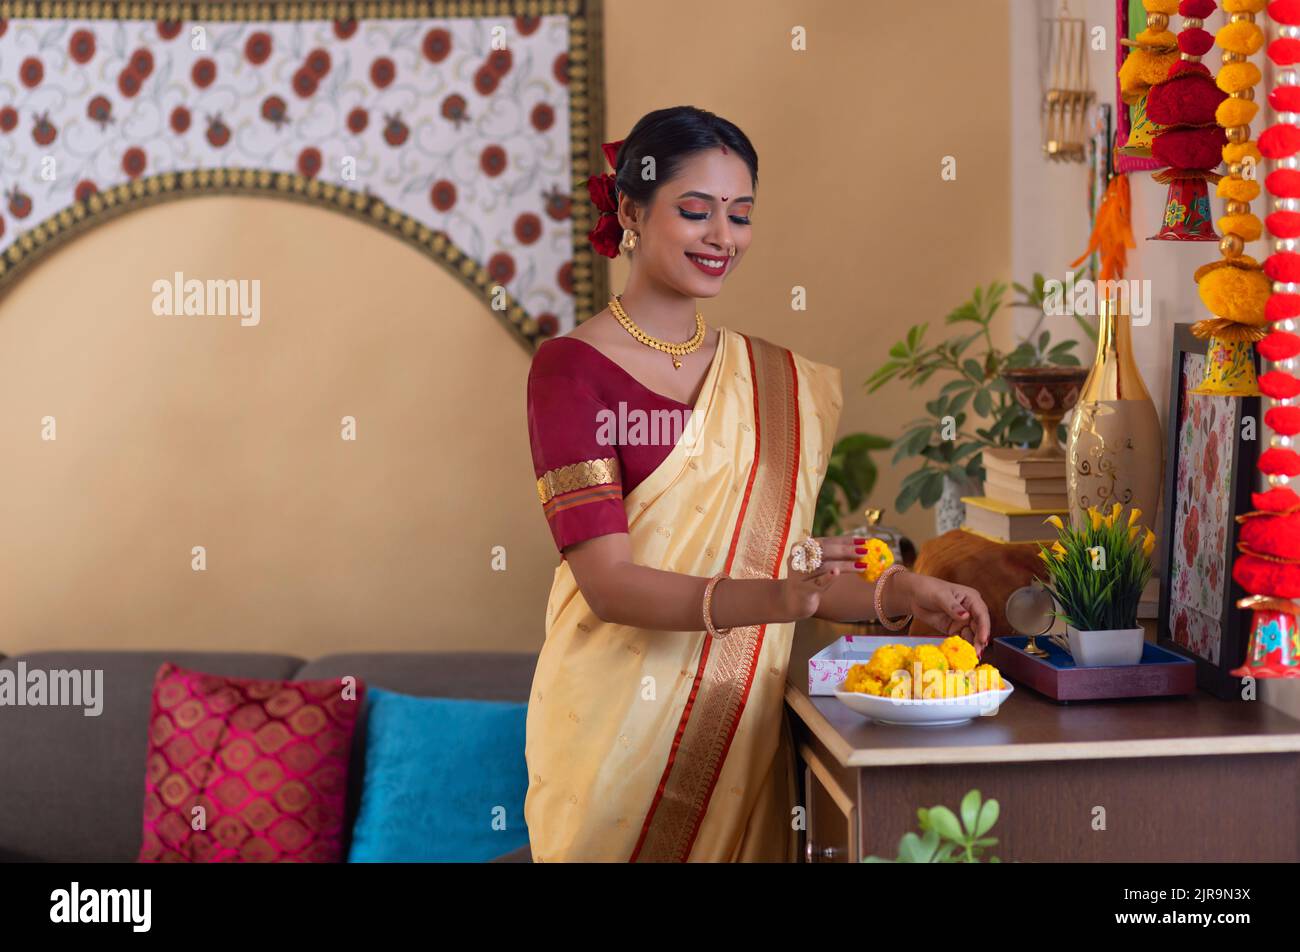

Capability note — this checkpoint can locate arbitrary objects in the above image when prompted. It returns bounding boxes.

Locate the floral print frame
[1158,324,1259,699]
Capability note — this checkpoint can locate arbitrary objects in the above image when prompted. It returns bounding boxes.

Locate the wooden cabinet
[799,741,856,863]
[788,620,1300,863]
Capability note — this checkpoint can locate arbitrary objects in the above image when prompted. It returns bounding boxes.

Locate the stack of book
[962,448,1070,544]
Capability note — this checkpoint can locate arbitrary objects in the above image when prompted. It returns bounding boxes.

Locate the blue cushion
[348,687,529,862]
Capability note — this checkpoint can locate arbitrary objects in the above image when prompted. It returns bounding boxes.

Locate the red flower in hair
[586,173,617,214]
[585,137,627,257]
[602,138,624,169]
[588,213,623,259]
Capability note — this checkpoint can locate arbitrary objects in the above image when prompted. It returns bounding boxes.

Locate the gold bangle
[874,564,912,631]
[703,573,733,639]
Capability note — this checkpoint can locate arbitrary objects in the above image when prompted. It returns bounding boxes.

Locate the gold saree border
[629,334,801,862]
[0,0,609,353]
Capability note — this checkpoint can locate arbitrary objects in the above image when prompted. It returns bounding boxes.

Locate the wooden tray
[986,636,1197,702]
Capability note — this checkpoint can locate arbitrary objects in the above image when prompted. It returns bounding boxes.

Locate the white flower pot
[1066,625,1145,667]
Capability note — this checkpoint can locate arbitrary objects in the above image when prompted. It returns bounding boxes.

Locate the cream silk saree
[524,326,842,862]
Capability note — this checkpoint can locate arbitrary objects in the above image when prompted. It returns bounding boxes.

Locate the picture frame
[1157,324,1259,699]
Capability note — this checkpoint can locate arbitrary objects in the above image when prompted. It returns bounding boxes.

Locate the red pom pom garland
[1150,1,1224,233]
[1267,291,1300,319]
[1273,0,1300,27]
[1271,83,1300,112]
[1266,403,1300,433]
[1258,329,1300,359]
[1237,0,1300,631]
[1259,370,1300,398]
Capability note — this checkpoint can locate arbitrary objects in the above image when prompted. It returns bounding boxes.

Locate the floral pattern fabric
[0,8,585,344]
[1169,353,1236,664]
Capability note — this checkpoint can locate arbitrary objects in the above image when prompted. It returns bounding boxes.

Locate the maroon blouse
[527,337,693,554]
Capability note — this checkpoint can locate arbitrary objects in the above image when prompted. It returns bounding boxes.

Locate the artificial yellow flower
[1044,514,1065,531]
[1110,502,1123,523]
[1143,528,1156,557]
[913,644,949,673]
[858,537,895,583]
[1088,507,1103,530]
[1051,540,1067,561]
[1128,525,1141,542]
[864,644,913,681]
[1128,507,1143,528]
[916,668,950,699]
[940,635,978,671]
[842,663,886,695]
[973,664,1004,692]
[886,670,914,700]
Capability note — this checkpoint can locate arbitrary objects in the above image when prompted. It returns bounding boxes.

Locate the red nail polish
[854,560,866,568]
[855,546,867,554]
[853,537,866,544]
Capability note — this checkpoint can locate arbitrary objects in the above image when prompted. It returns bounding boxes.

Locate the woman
[524,106,990,862]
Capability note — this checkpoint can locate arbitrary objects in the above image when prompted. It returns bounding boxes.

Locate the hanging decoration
[1072,173,1136,280]
[1118,0,1180,160]
[1189,0,1269,395]
[1230,0,1300,678]
[1043,2,1095,162]
[1147,0,1224,241]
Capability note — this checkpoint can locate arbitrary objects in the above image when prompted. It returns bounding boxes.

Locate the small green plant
[813,432,891,536]
[865,275,1081,512]
[1036,504,1156,631]
[863,789,1001,863]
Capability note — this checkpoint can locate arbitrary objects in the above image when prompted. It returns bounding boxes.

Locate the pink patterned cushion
[138,662,365,862]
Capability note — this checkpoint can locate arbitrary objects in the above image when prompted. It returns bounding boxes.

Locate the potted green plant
[865,275,1081,533]
[1036,503,1156,666]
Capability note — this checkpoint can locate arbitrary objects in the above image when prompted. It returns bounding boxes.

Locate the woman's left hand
[897,573,991,654]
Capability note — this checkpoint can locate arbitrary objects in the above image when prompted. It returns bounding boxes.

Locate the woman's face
[618,147,754,298]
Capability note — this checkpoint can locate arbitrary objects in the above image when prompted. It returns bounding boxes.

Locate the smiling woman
[522,106,992,862]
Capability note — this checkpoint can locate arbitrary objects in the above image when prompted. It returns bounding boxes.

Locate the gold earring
[622,228,637,252]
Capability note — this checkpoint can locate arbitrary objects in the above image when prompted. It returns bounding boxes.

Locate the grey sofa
[0,650,536,863]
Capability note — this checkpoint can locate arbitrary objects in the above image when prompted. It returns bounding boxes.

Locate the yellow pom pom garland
[1190,2,1266,396]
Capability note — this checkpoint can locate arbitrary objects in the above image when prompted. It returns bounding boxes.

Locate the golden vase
[1066,298,1164,526]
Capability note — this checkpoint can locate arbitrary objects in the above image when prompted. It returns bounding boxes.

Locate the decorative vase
[936,474,979,536]
[1066,297,1164,527]
[1066,624,1145,667]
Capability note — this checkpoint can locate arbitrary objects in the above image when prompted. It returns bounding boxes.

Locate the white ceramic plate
[834,679,1015,726]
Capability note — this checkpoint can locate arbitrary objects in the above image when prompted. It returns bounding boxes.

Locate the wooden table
[786,620,1300,862]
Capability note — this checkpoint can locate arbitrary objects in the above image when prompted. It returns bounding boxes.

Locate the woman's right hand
[776,565,840,622]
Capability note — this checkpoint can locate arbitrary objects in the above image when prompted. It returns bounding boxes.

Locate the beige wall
[0,0,1011,656]
[0,197,553,656]
[603,0,1011,545]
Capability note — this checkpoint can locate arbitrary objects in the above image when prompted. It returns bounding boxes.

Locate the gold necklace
[608,294,706,369]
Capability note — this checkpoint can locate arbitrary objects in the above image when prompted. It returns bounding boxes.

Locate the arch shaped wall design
[0,0,608,350]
